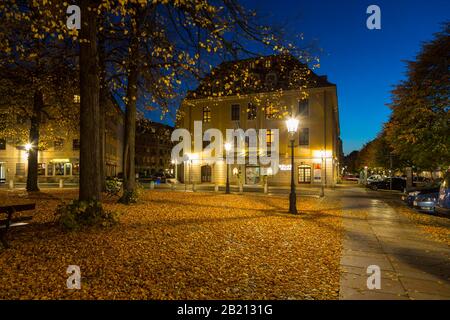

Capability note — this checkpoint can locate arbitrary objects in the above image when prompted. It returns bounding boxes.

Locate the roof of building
[186,54,335,100]
[136,118,174,135]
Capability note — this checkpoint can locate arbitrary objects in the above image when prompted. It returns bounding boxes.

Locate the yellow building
[0,97,124,185]
[178,55,342,187]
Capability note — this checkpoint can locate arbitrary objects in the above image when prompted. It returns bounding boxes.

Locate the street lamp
[171,159,178,181]
[286,117,299,214]
[224,142,231,194]
[183,154,190,191]
[320,150,325,197]
[24,143,32,152]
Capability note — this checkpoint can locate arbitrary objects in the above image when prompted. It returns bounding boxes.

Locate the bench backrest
[0,203,36,213]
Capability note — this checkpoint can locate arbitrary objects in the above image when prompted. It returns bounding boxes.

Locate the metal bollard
[264,182,268,194]
[239,183,243,193]
[8,179,14,189]
[214,184,219,192]
[150,181,155,190]
[192,182,196,192]
[59,179,64,188]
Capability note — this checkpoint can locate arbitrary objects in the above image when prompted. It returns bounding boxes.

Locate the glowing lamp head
[286,117,299,134]
[224,142,232,152]
[24,143,32,151]
[267,167,273,176]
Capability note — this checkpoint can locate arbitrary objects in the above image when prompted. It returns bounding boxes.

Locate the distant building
[0,96,124,184]
[135,119,174,177]
[178,54,342,186]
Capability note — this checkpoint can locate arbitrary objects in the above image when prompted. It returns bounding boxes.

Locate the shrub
[106,177,122,197]
[118,183,144,204]
[55,200,119,231]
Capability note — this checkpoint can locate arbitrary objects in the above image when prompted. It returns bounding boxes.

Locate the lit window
[38,163,46,176]
[73,163,80,175]
[73,95,81,103]
[266,129,274,146]
[55,163,64,176]
[203,107,211,123]
[265,60,271,68]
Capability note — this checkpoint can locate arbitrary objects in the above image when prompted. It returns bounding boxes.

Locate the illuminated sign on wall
[278,164,292,171]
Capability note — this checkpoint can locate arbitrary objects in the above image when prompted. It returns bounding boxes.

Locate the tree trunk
[99,88,106,191]
[120,34,139,203]
[122,64,138,196]
[26,90,42,192]
[98,31,107,192]
[79,0,101,202]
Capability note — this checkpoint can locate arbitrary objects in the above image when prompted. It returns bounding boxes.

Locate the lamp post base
[289,192,298,214]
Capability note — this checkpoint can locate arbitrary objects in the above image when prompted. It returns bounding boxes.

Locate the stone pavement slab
[338,187,450,300]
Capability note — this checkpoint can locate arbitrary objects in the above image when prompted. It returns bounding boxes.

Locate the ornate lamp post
[224,142,231,194]
[286,118,299,214]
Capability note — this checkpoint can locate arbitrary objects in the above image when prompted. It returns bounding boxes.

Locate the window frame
[202,106,211,123]
[299,128,310,146]
[298,99,310,117]
[231,104,240,121]
[0,138,6,150]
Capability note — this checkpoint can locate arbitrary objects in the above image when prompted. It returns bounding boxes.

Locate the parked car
[436,171,450,214]
[165,174,177,184]
[402,180,441,206]
[367,177,406,192]
[154,172,167,183]
[343,174,359,181]
[413,192,439,213]
[367,174,383,183]
[413,176,431,187]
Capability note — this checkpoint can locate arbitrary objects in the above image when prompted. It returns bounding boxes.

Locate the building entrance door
[201,165,212,182]
[245,166,260,185]
[0,163,5,183]
[298,165,311,184]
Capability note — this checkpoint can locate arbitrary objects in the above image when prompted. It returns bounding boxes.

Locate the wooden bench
[0,203,36,249]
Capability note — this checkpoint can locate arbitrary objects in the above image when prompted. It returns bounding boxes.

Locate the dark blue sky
[149,0,449,155]
[243,0,449,154]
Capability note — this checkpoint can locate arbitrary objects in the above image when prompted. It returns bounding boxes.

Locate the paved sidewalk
[339,188,450,300]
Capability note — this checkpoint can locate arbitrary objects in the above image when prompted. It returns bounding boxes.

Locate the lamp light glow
[286,117,299,134]
[24,143,32,151]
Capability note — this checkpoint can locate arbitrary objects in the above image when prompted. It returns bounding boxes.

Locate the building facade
[0,96,124,185]
[177,55,342,187]
[135,119,174,177]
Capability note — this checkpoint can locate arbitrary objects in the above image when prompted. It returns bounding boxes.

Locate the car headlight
[409,191,420,196]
